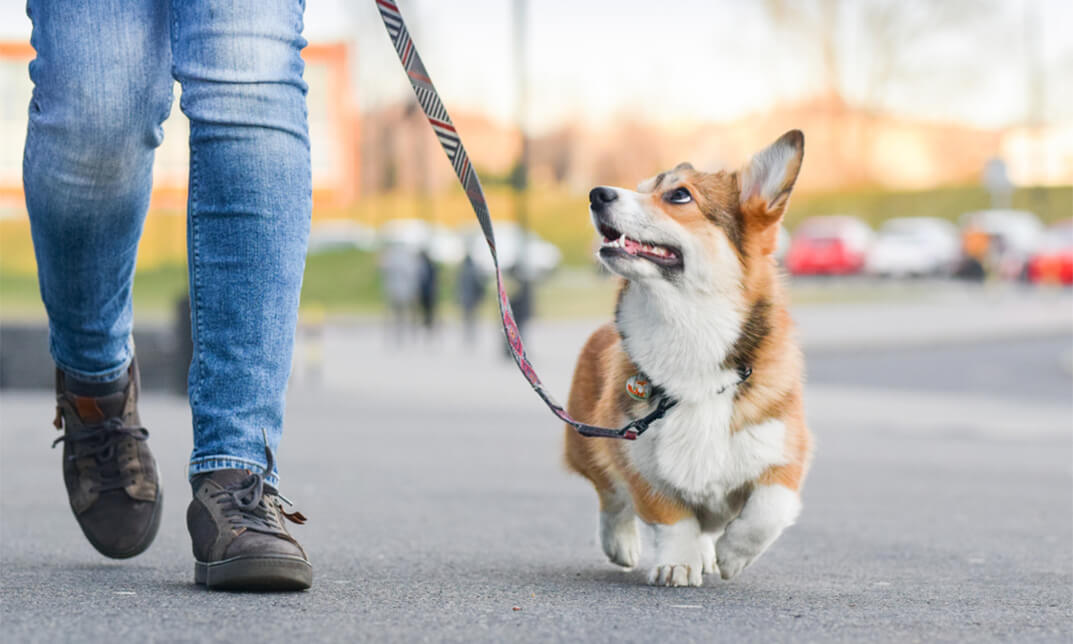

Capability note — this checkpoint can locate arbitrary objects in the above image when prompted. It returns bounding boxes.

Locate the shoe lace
[51,418,149,493]
[209,435,307,536]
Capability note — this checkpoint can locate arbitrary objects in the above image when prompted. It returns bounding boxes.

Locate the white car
[377,218,465,265]
[466,222,562,280]
[774,225,790,264]
[865,217,960,278]
[308,220,377,253]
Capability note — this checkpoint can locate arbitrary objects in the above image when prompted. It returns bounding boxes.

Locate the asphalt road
[2,318,1071,642]
[807,334,1073,404]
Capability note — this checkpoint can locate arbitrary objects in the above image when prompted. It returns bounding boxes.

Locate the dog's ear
[738,130,804,254]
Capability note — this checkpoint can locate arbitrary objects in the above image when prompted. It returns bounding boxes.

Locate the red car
[1027,221,1073,285]
[786,216,874,276]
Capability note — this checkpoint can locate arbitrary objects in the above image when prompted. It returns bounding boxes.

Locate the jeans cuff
[188,456,280,488]
[53,352,133,384]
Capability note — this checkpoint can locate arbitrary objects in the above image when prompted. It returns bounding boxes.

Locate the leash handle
[375,0,670,440]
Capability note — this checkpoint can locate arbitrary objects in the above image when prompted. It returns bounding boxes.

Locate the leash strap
[375,0,674,440]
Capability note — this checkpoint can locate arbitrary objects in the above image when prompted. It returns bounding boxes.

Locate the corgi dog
[564,130,812,587]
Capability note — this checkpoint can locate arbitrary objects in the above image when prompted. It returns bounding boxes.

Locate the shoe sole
[78,489,164,560]
[195,555,313,591]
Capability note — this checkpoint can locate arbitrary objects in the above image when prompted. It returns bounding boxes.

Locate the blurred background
[0,0,1070,389]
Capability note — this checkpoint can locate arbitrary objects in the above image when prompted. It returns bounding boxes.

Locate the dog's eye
[666,187,692,204]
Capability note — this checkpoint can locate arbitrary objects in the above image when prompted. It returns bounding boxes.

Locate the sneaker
[187,442,311,590]
[52,358,162,559]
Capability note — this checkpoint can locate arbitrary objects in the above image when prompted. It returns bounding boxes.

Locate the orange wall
[0,42,359,212]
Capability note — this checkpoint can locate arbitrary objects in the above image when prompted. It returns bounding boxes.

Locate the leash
[374,0,676,440]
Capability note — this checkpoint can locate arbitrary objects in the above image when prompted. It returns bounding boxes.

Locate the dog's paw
[716,531,761,580]
[701,535,717,575]
[715,544,752,580]
[600,511,640,568]
[649,518,705,586]
[715,485,801,580]
[648,563,703,587]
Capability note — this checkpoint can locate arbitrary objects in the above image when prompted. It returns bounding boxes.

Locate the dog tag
[625,374,650,401]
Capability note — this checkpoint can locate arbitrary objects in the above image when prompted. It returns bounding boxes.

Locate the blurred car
[958,209,1043,280]
[378,218,465,264]
[773,225,790,264]
[1026,221,1073,285]
[466,222,562,281]
[864,217,960,278]
[307,221,377,254]
[786,216,873,276]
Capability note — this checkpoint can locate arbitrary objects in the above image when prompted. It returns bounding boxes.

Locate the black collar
[637,362,752,400]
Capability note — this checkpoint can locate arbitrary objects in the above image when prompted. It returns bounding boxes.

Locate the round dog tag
[625,374,650,401]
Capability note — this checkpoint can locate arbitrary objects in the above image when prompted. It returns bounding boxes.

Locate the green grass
[299,248,384,313]
[0,251,618,320]
[0,251,1006,322]
[0,264,190,321]
[0,270,44,319]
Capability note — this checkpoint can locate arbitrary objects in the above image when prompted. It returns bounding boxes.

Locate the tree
[763,0,997,113]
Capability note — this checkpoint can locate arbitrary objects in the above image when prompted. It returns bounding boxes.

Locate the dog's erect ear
[738,130,804,254]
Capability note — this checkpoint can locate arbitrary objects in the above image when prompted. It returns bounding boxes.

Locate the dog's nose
[589,187,617,207]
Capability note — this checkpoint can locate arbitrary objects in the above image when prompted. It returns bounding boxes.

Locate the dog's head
[589,130,804,294]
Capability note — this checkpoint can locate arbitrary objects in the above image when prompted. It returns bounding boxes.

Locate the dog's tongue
[622,236,642,255]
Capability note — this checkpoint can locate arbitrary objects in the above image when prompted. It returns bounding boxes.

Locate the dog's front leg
[716,484,801,579]
[627,477,706,586]
[649,516,707,587]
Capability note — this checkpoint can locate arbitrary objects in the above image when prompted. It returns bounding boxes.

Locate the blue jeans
[23,0,312,486]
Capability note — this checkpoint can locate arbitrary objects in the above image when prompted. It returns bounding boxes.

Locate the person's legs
[25,0,174,381]
[171,0,312,590]
[171,0,311,486]
[24,0,172,559]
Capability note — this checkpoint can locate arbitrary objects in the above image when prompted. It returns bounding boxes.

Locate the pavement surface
[2,290,1071,642]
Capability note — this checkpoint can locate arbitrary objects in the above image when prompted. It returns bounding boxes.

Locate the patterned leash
[375,0,675,440]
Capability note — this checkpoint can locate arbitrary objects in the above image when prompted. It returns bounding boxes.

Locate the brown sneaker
[52,359,162,559]
[187,444,311,591]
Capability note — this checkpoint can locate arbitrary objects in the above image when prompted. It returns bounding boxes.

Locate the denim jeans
[23,0,312,486]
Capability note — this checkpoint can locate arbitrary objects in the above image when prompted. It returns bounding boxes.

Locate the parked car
[773,225,790,264]
[308,221,377,254]
[466,222,562,281]
[865,217,960,278]
[378,219,465,265]
[958,209,1044,280]
[786,216,873,276]
[1026,221,1073,285]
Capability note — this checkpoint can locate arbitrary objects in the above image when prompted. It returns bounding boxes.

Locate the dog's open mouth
[596,222,682,268]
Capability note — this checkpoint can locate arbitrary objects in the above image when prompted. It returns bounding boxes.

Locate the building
[0,41,359,214]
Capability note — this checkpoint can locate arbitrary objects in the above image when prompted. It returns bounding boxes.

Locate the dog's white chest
[628,398,787,507]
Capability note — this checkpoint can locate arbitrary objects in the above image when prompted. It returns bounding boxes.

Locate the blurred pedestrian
[23,0,312,589]
[503,269,533,358]
[417,248,439,333]
[457,253,486,344]
[379,243,421,343]
[956,228,989,281]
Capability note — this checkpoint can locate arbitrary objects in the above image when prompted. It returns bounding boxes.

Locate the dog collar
[627,364,751,402]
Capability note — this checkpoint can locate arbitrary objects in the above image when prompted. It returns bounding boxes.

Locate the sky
[3,0,1070,134]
